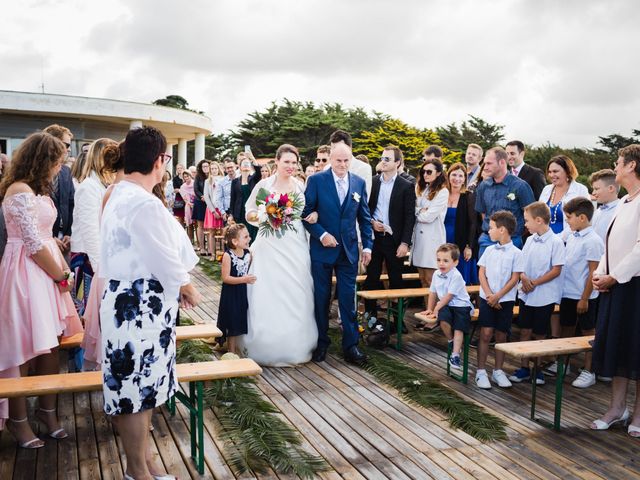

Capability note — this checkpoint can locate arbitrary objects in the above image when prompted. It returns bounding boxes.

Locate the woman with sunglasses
[412,159,449,319]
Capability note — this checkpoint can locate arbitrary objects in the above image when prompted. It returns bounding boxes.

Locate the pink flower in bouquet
[278,193,289,207]
[284,207,293,215]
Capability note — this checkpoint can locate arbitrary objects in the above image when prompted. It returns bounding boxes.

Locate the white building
[0,90,212,166]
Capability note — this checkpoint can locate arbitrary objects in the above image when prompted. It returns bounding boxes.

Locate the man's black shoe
[344,346,367,365]
[312,345,328,362]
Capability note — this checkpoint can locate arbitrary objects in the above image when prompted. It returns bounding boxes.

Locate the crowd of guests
[0,119,638,478]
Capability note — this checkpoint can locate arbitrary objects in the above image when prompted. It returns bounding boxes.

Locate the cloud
[2,0,639,148]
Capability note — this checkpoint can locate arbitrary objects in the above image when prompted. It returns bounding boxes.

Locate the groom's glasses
[380,156,394,162]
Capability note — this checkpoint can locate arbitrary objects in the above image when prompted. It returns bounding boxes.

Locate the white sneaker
[475,370,491,389]
[492,369,513,388]
[597,375,612,382]
[572,370,596,388]
[544,361,570,376]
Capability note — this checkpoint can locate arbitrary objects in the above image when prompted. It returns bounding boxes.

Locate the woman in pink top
[0,132,83,448]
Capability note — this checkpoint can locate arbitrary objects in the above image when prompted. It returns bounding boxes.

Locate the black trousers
[362,234,405,315]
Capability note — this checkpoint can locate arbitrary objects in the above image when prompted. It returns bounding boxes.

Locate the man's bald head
[330,142,351,178]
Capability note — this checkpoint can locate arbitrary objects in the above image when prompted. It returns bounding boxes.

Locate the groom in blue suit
[303,142,373,365]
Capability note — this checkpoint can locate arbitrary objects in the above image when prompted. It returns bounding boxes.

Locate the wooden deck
[2,265,639,479]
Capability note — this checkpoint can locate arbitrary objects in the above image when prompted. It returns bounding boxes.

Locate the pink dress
[0,193,83,428]
[180,182,195,226]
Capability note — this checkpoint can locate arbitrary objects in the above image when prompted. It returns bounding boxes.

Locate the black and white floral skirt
[99,278,178,416]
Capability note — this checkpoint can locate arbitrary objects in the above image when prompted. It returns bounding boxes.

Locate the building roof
[0,90,213,144]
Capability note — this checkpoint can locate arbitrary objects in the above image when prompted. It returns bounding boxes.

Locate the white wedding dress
[237,175,318,366]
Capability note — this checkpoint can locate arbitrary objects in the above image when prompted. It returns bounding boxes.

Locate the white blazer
[539,180,590,240]
[71,172,106,269]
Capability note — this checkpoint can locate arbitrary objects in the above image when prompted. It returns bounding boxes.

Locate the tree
[231,99,388,163]
[595,132,640,155]
[153,95,203,114]
[354,119,461,174]
[436,115,505,152]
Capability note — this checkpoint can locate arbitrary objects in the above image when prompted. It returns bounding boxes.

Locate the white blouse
[538,181,590,240]
[71,172,106,269]
[100,181,198,301]
[596,194,640,283]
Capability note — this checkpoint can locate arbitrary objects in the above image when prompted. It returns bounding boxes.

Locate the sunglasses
[160,153,172,165]
[63,142,71,150]
[380,156,396,163]
[423,169,435,175]
[316,158,328,163]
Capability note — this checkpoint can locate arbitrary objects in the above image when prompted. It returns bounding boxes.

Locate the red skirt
[204,208,224,229]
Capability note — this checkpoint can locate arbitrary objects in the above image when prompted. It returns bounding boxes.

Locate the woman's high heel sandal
[629,424,640,438]
[590,408,630,430]
[36,407,68,439]
[6,417,45,449]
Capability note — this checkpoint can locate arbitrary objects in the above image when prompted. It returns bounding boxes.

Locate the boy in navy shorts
[558,197,604,388]
[509,202,565,386]
[475,211,524,389]
[425,243,474,370]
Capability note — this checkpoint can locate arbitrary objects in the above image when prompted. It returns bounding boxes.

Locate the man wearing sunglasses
[43,124,75,259]
[315,145,330,172]
[362,145,416,331]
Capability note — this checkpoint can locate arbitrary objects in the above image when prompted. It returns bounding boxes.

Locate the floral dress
[99,181,198,415]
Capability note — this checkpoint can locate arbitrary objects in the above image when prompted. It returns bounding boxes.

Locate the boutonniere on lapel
[506,192,516,201]
[352,192,361,202]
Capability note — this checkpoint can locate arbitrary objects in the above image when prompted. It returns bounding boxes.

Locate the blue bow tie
[437,273,448,279]
[533,236,544,243]
[495,244,506,250]
[573,231,581,237]
[599,204,612,210]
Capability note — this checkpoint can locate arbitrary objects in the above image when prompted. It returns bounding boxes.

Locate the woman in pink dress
[180,170,196,244]
[0,132,83,448]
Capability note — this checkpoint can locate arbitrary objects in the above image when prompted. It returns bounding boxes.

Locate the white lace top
[2,192,50,255]
[99,181,198,300]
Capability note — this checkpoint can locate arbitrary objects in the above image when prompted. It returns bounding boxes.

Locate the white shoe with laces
[572,370,596,388]
[492,369,513,388]
[475,370,492,389]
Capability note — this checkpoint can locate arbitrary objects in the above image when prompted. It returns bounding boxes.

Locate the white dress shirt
[430,267,474,309]
[372,173,396,228]
[562,226,604,300]
[592,199,620,242]
[519,228,566,306]
[477,241,524,302]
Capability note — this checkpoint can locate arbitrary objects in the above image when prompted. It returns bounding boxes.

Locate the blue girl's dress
[217,248,251,340]
[547,199,564,234]
[444,207,478,285]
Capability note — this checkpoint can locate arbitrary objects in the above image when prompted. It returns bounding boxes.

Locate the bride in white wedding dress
[237,144,318,366]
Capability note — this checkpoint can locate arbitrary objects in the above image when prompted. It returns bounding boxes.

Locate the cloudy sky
[2,0,638,148]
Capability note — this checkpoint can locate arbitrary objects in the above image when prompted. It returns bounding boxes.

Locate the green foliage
[232,99,388,164]
[436,115,505,153]
[354,118,460,175]
[176,339,213,363]
[153,95,203,114]
[328,330,508,442]
[204,377,329,477]
[199,257,222,282]
[595,131,640,155]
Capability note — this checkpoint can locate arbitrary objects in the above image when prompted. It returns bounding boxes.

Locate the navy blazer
[303,169,373,265]
[52,165,74,238]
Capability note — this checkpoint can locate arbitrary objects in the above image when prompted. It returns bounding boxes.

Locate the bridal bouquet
[255,188,303,238]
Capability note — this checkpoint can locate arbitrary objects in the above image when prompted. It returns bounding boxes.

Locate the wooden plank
[57,353,79,480]
[0,429,16,480]
[357,285,480,300]
[149,410,193,480]
[59,323,223,349]
[495,335,594,358]
[332,272,420,284]
[0,359,262,398]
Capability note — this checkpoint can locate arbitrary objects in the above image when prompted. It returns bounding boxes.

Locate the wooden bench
[0,359,261,474]
[59,324,222,350]
[412,304,561,385]
[357,286,480,350]
[495,335,594,431]
[332,272,420,285]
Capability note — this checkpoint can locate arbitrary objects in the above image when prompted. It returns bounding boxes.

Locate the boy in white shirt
[557,197,604,388]
[589,169,620,242]
[476,211,524,389]
[425,243,474,371]
[509,202,565,386]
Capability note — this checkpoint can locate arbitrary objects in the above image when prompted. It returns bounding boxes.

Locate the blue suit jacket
[303,169,373,264]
